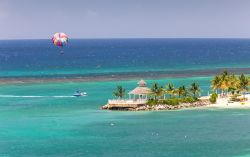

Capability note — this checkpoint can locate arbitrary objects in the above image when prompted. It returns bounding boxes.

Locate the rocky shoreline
[102,99,210,111]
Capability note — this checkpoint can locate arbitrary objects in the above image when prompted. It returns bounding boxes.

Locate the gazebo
[128,80,152,100]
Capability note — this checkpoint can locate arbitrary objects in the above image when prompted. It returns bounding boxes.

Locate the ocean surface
[1,38,250,78]
[1,39,250,156]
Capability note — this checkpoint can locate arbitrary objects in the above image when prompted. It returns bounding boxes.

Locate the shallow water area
[2,39,250,156]
[0,79,250,156]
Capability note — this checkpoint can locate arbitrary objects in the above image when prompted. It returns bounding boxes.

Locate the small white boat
[73,91,87,97]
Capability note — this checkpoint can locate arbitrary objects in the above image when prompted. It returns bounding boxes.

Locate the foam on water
[0,95,77,98]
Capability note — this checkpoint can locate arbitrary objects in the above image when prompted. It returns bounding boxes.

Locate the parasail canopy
[52,32,68,47]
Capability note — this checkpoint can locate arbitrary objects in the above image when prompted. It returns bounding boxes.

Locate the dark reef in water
[1,67,250,84]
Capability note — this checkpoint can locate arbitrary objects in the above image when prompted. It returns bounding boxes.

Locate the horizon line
[1,37,250,41]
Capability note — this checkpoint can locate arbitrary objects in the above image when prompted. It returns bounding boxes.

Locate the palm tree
[211,75,221,94]
[221,71,229,79]
[211,72,250,98]
[176,86,187,98]
[165,83,175,98]
[113,86,126,99]
[227,74,239,95]
[158,86,165,99]
[211,71,232,96]
[181,85,188,97]
[220,71,230,95]
[238,74,249,97]
[228,86,237,95]
[175,87,182,98]
[151,83,165,99]
[151,83,159,99]
[189,82,201,98]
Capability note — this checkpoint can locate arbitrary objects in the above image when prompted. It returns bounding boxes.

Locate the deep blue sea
[1,39,250,157]
[1,38,250,77]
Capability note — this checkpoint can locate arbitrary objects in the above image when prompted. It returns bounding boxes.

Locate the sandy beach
[202,96,250,109]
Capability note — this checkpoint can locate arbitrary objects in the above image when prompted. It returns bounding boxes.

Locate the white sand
[201,95,250,109]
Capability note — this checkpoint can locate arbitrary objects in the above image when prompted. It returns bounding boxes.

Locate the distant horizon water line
[1,37,250,41]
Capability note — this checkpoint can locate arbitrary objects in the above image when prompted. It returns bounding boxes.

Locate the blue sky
[1,0,250,39]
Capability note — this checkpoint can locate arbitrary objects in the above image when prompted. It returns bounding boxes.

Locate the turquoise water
[1,77,250,156]
[2,39,250,156]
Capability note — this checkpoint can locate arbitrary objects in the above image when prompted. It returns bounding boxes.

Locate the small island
[102,79,210,111]
[102,71,250,111]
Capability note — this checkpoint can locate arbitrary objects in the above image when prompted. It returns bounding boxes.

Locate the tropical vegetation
[165,83,175,98]
[112,71,250,107]
[211,71,250,98]
[113,81,201,106]
[211,71,250,102]
[113,86,126,99]
[209,93,218,104]
[147,82,201,106]
[151,83,164,99]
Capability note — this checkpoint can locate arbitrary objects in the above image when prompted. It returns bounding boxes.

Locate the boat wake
[51,96,76,98]
[0,95,77,98]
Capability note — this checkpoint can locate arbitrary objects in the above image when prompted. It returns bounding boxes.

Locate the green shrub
[147,97,199,106]
[163,98,180,106]
[179,97,197,103]
[209,93,218,104]
[147,99,159,106]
